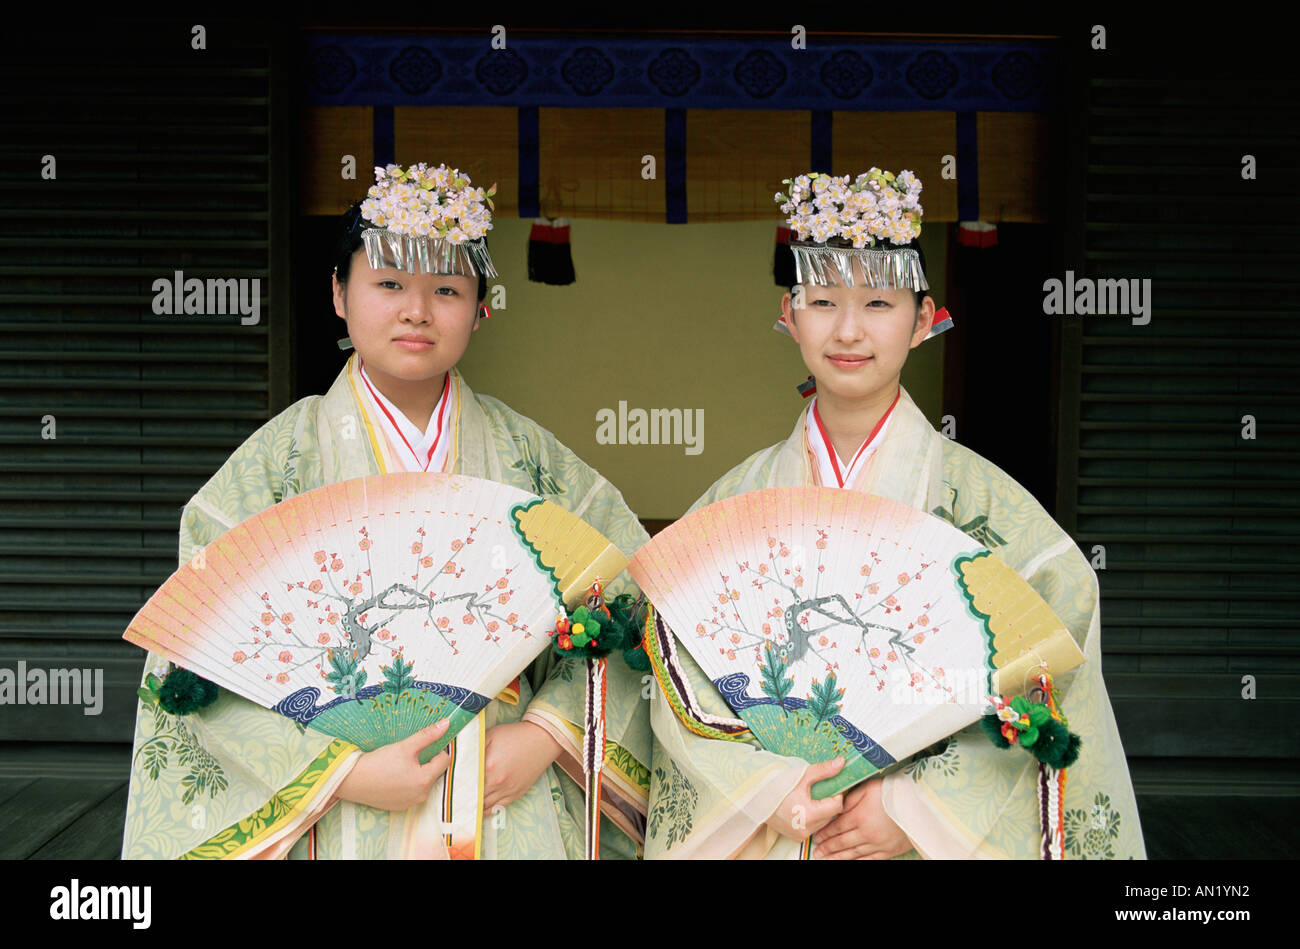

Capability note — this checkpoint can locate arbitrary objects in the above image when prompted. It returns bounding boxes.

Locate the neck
[362,362,447,435]
[815,383,901,463]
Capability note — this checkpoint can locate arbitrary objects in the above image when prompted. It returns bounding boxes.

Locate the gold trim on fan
[991,635,1085,697]
[512,500,628,608]
[954,553,1085,695]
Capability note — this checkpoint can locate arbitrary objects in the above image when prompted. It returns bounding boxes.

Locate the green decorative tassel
[982,698,1082,769]
[1031,719,1082,769]
[552,604,611,659]
[551,593,647,669]
[979,712,1012,748]
[622,642,651,672]
[138,667,219,716]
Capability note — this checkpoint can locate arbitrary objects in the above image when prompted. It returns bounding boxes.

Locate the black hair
[790,238,931,312]
[333,202,488,301]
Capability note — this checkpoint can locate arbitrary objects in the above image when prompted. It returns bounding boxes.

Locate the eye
[810,298,834,307]
[378,279,402,290]
[867,299,890,307]
[435,286,459,296]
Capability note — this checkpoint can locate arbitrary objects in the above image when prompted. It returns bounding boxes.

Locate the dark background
[1,7,1296,860]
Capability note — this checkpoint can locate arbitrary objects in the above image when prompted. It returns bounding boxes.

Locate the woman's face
[333,250,480,394]
[781,266,933,404]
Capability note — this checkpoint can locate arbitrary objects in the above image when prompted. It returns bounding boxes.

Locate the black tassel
[528,218,576,285]
[774,225,796,287]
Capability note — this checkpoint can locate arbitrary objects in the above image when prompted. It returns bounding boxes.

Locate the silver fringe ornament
[361,228,497,279]
[789,242,928,292]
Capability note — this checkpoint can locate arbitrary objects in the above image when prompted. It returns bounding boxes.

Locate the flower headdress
[775,168,927,291]
[353,162,498,278]
[772,167,953,367]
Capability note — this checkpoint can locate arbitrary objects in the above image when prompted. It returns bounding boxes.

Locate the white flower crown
[775,168,922,247]
[360,162,497,242]
[357,163,498,277]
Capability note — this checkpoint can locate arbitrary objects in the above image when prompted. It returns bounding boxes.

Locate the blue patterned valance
[304,35,1056,111]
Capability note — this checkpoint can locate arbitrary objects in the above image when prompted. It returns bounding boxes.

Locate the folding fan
[628,487,1085,800]
[124,472,627,761]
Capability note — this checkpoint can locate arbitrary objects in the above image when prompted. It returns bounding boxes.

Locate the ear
[781,291,800,343]
[910,295,936,348]
[472,304,486,332]
[332,271,347,320]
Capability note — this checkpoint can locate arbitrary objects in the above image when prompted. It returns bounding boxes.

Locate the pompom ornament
[547,581,649,860]
[982,671,1082,859]
[137,667,220,716]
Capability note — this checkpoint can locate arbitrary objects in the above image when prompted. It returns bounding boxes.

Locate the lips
[826,353,872,368]
[393,335,435,350]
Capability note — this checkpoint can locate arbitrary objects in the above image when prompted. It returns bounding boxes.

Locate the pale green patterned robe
[644,386,1145,860]
[122,355,650,859]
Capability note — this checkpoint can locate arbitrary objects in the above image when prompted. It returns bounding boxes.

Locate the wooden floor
[1134,795,1299,860]
[2,774,1295,859]
[0,776,130,859]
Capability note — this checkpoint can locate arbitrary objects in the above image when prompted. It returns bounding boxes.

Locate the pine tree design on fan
[247,513,537,760]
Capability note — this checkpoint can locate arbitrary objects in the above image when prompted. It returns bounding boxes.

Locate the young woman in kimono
[122,163,651,859]
[643,169,1145,860]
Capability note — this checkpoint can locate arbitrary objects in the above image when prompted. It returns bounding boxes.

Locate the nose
[400,293,432,323]
[832,308,866,342]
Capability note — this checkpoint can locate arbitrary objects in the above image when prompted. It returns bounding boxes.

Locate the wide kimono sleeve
[641,448,812,859]
[877,446,1146,859]
[121,402,363,860]
[472,399,655,853]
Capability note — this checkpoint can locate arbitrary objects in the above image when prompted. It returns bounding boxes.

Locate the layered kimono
[643,386,1145,859]
[122,353,651,859]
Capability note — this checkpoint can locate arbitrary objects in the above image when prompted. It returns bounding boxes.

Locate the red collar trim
[811,387,901,488]
[357,355,450,471]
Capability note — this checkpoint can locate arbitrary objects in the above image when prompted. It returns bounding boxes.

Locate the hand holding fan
[629,487,1085,802]
[124,472,627,762]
